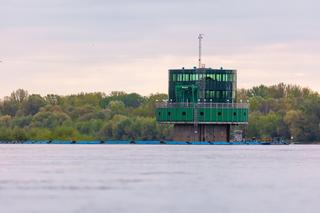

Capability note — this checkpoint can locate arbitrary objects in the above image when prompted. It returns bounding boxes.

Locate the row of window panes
[205,91,236,100]
[159,111,246,117]
[172,73,234,82]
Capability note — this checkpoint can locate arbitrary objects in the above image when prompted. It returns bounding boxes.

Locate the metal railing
[155,102,249,109]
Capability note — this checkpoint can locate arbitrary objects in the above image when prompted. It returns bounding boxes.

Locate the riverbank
[0,140,289,145]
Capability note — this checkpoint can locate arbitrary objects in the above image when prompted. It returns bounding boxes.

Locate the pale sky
[1,0,319,97]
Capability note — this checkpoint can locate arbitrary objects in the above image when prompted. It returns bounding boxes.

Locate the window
[229,74,233,81]
[168,112,171,116]
[216,74,221,81]
[182,112,186,116]
[177,74,181,81]
[233,112,237,116]
[218,112,222,116]
[200,112,204,116]
[212,73,216,80]
[206,91,211,99]
[173,74,177,81]
[230,74,234,81]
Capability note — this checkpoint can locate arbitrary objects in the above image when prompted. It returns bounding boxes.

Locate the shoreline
[0,140,289,145]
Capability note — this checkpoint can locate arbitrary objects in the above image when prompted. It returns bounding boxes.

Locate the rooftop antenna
[198,33,204,69]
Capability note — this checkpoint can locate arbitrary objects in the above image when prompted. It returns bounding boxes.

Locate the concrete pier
[172,124,230,142]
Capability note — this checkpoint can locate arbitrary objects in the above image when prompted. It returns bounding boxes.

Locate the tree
[0,98,19,116]
[22,94,46,115]
[0,84,319,142]
[108,101,126,115]
[31,109,71,129]
[0,115,12,127]
[10,89,28,103]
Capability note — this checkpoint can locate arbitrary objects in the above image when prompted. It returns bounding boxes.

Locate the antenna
[198,33,203,69]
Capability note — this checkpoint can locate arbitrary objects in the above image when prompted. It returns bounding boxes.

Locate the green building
[156,67,249,142]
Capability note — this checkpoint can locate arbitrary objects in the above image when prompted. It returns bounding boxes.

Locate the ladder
[193,105,198,141]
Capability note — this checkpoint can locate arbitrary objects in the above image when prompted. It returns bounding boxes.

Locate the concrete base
[172,124,230,142]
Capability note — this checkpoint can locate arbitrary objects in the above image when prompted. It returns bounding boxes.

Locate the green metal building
[156,67,249,142]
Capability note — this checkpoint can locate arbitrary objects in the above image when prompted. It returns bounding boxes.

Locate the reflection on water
[0,145,319,213]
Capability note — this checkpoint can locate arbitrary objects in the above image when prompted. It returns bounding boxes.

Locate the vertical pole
[198,34,203,68]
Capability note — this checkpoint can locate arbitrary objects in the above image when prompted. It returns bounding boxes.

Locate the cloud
[0,0,319,97]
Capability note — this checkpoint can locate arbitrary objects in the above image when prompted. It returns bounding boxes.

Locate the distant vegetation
[238,83,320,142]
[0,90,170,141]
[0,83,319,142]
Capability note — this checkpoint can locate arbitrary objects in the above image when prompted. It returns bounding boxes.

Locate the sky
[1,0,319,97]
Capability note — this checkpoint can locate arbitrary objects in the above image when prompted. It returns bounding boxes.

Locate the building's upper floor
[168,68,237,103]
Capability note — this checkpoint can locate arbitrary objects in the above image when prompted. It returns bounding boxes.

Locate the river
[0,145,319,213]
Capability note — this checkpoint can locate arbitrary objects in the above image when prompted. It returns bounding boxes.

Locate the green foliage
[21,94,46,115]
[31,106,71,129]
[243,83,320,142]
[0,89,170,141]
[0,84,319,142]
[10,116,32,128]
[107,101,126,115]
[100,91,144,108]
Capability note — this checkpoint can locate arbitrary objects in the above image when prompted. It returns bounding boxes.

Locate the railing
[155,102,249,109]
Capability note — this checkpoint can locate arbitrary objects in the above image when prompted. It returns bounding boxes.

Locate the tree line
[0,83,319,142]
[0,90,170,141]
[238,83,320,142]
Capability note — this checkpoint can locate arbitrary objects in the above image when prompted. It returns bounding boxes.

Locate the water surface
[0,145,319,213]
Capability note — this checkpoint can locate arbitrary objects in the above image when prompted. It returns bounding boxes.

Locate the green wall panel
[156,107,248,123]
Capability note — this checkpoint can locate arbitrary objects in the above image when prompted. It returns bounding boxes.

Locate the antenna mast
[198,33,203,69]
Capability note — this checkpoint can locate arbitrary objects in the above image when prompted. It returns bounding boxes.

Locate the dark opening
[218,112,222,116]
[200,112,204,116]
[158,112,161,116]
[244,112,246,116]
[168,112,171,116]
[182,112,186,116]
[233,112,237,116]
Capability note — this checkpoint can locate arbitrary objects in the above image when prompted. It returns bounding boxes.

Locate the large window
[171,73,235,82]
